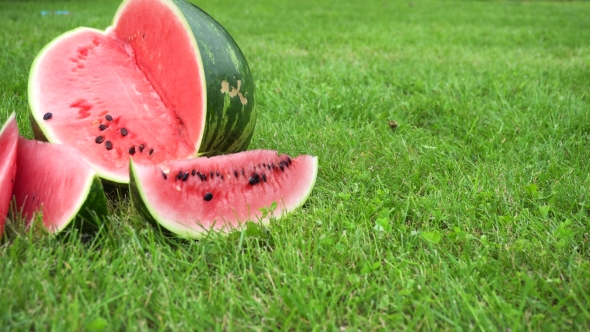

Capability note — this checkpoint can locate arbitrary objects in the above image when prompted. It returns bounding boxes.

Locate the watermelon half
[12,138,109,234]
[29,0,256,185]
[0,113,18,237]
[129,150,318,238]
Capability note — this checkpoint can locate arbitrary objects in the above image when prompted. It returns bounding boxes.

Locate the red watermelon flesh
[0,113,18,237]
[130,150,318,238]
[12,138,108,233]
[29,0,206,184]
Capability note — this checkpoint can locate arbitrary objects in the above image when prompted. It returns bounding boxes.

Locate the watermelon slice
[129,150,318,238]
[12,138,109,234]
[0,113,18,237]
[29,0,256,185]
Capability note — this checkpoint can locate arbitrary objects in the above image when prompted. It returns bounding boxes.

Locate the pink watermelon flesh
[0,113,18,237]
[29,0,205,184]
[130,150,318,238]
[12,138,101,233]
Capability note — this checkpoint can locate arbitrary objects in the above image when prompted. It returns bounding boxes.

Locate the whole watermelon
[28,0,256,185]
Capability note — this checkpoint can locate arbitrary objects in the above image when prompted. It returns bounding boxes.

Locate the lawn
[1,0,590,330]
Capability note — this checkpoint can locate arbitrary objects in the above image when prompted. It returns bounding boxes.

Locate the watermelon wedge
[0,113,18,237]
[29,0,256,185]
[12,138,109,234]
[129,150,318,238]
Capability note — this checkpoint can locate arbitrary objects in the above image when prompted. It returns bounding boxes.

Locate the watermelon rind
[28,0,256,185]
[128,154,318,239]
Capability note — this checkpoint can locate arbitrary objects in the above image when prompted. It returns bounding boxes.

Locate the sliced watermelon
[12,138,109,234]
[0,113,18,237]
[29,0,256,185]
[129,150,318,238]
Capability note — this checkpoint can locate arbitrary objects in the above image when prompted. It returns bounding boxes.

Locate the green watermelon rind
[128,156,318,239]
[50,174,109,234]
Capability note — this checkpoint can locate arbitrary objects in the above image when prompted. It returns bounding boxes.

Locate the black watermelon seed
[203,174,207,181]
[234,170,238,178]
[99,124,107,131]
[105,114,113,121]
[262,174,266,182]
[105,141,113,150]
[120,128,128,136]
[203,192,213,201]
[220,174,224,180]
[287,157,292,165]
[95,136,104,144]
[182,172,189,181]
[284,160,289,168]
[279,163,284,171]
[210,171,214,178]
[43,112,52,120]
[241,169,245,176]
[267,164,271,170]
[162,172,167,180]
[129,146,136,155]
[191,169,196,176]
[176,170,183,180]
[249,177,257,185]
[139,144,145,152]
[149,149,154,155]
[216,171,220,177]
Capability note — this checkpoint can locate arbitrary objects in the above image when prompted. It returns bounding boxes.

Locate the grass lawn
[1,0,590,330]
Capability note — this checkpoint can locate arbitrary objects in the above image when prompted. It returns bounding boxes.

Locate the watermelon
[0,113,18,237]
[12,138,109,234]
[29,0,256,185]
[129,150,318,238]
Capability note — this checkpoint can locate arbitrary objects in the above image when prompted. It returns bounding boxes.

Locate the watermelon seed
[216,171,220,177]
[43,112,53,120]
[105,114,113,121]
[221,174,224,180]
[249,174,260,186]
[99,124,107,131]
[149,149,154,155]
[241,169,245,176]
[262,174,266,182]
[129,146,136,155]
[287,157,292,165]
[139,144,145,152]
[203,192,213,201]
[162,172,167,180]
[105,141,113,150]
[95,136,105,144]
[176,170,183,180]
[210,171,214,178]
[234,170,238,178]
[120,128,128,136]
[182,172,189,181]
[267,164,271,170]
[191,169,196,176]
[279,163,284,171]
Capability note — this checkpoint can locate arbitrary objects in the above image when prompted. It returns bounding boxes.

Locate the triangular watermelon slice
[129,150,318,239]
[29,0,256,185]
[0,113,18,237]
[12,138,109,234]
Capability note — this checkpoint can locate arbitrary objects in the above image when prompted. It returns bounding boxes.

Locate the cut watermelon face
[29,0,256,184]
[12,138,109,234]
[129,150,318,238]
[0,113,18,237]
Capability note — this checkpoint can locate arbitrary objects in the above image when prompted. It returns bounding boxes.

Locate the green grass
[1,0,590,330]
